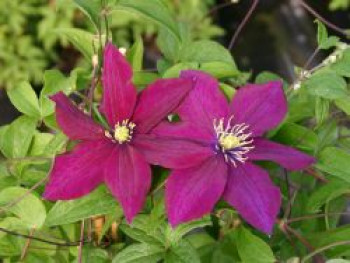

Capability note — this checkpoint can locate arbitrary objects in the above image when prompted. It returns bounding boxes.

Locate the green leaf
[166,217,211,243]
[54,28,94,60]
[74,0,101,30]
[315,97,329,126]
[7,82,41,118]
[133,72,158,87]
[72,246,109,263]
[316,147,350,183]
[0,116,37,158]
[40,70,76,117]
[120,214,166,245]
[0,187,46,228]
[273,122,318,152]
[199,62,241,79]
[126,36,144,71]
[316,20,328,46]
[306,179,350,213]
[255,71,285,85]
[335,96,350,115]
[234,227,275,263]
[316,120,338,153]
[30,133,54,156]
[165,239,200,263]
[0,125,9,155]
[303,71,348,99]
[331,48,350,77]
[180,40,235,65]
[120,224,164,246]
[220,83,236,99]
[156,27,181,62]
[306,225,350,257]
[117,0,180,41]
[112,243,164,263]
[43,132,67,156]
[163,62,199,78]
[316,20,339,50]
[45,186,120,226]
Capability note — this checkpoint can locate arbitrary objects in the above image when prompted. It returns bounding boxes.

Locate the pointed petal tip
[124,213,134,225]
[42,190,53,201]
[104,42,125,59]
[250,138,316,171]
[267,79,283,89]
[49,91,66,103]
[223,163,281,235]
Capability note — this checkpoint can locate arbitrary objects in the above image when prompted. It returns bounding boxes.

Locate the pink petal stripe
[51,92,105,140]
[249,138,315,170]
[132,78,192,134]
[132,134,214,169]
[166,157,228,227]
[104,145,151,223]
[178,70,229,133]
[230,81,287,136]
[223,162,281,234]
[43,139,114,200]
[152,121,214,143]
[102,43,137,126]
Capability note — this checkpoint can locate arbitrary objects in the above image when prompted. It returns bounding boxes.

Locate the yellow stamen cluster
[213,116,254,167]
[219,134,242,150]
[105,119,136,144]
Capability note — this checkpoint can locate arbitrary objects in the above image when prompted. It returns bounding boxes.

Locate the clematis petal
[132,78,192,134]
[178,70,229,134]
[230,81,287,136]
[51,92,105,140]
[102,43,137,126]
[249,138,315,170]
[223,162,281,234]
[166,157,228,227]
[152,121,213,143]
[132,134,214,169]
[43,139,114,200]
[104,145,151,223]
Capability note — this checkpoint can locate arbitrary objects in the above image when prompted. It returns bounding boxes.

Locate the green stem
[301,241,350,263]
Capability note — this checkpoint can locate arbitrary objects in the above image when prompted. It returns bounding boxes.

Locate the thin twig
[287,211,350,224]
[305,168,329,183]
[0,227,90,247]
[303,48,321,71]
[20,225,37,261]
[298,0,349,37]
[151,179,168,196]
[78,221,85,263]
[0,175,49,215]
[228,0,259,50]
[206,1,237,17]
[301,241,350,263]
[284,224,315,252]
[87,61,99,115]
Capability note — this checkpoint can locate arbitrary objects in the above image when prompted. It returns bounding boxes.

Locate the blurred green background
[0,0,223,90]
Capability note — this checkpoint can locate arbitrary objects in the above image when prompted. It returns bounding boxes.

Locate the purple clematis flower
[43,43,193,223]
[149,70,315,234]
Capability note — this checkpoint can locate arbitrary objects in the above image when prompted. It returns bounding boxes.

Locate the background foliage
[0,0,350,262]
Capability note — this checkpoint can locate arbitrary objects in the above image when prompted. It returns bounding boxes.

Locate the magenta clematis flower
[149,70,315,234]
[43,43,193,222]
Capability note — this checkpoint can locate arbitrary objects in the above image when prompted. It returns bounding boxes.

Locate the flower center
[213,116,254,167]
[219,134,242,150]
[105,119,135,144]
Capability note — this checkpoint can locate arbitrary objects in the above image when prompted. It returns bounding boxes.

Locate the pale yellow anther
[219,134,242,150]
[105,120,136,144]
[114,125,130,143]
